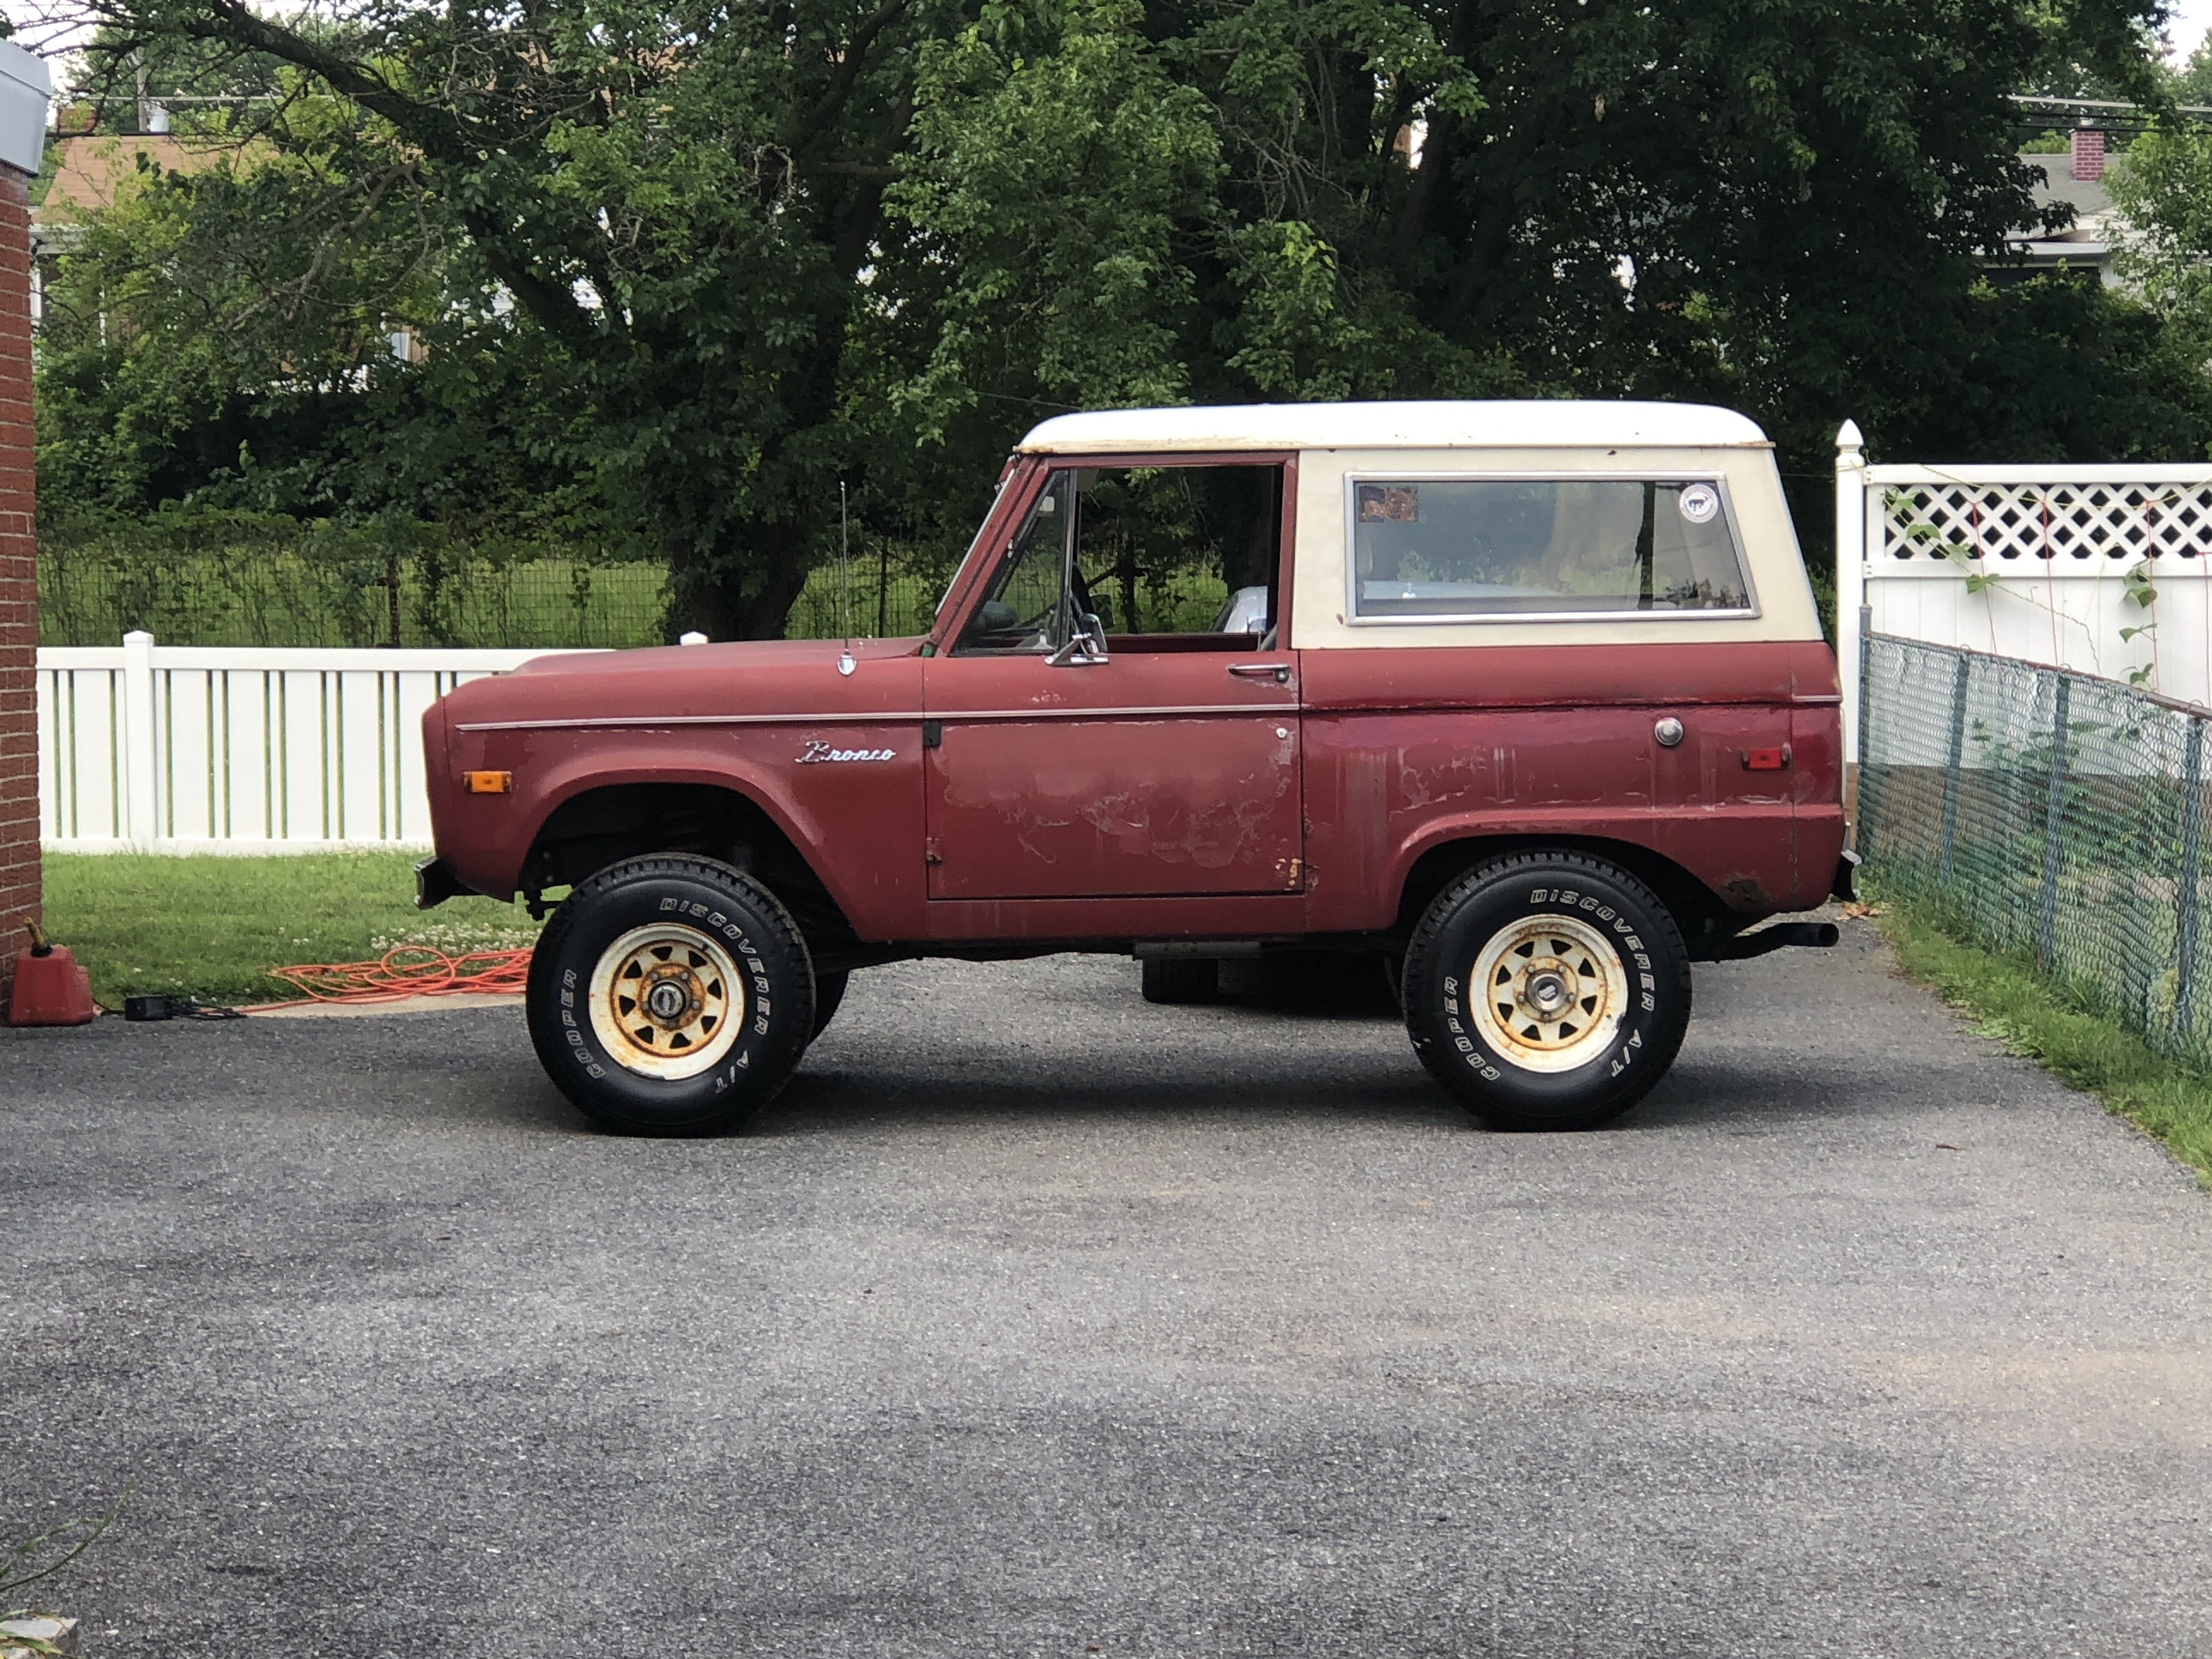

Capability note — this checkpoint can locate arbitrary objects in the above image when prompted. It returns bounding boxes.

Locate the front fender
[438,725,926,939]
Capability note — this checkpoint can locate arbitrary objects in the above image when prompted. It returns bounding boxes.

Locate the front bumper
[414,857,478,911]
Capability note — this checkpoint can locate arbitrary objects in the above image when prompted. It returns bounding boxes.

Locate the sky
[2171,0,2212,74]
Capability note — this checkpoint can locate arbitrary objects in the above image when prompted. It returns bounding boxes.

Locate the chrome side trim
[456,703,1297,733]
[943,704,1298,721]
[455,711,928,732]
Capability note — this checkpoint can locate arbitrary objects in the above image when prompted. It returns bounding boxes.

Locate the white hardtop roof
[1017,400,1769,455]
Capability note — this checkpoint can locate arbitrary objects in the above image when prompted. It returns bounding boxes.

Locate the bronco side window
[957,463,1284,653]
[1347,476,1756,622]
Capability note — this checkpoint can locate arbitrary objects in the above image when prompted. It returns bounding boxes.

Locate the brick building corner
[0,41,50,1010]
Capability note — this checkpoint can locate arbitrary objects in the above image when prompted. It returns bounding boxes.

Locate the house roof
[2019,153,2115,241]
[36,132,252,221]
[1018,401,1771,454]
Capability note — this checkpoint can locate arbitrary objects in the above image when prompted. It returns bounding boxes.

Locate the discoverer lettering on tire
[526,854,816,1135]
[1402,851,1691,1131]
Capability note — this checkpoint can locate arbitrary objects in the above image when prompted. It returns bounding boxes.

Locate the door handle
[1229,662,1291,685]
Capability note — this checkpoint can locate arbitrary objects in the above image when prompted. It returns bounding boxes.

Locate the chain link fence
[1858,633,2212,1064]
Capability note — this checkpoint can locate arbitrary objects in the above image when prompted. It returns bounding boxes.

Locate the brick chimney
[0,41,48,1012]
[2071,126,2106,183]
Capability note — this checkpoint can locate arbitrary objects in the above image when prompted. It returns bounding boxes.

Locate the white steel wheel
[1468,912,1629,1075]
[586,922,747,1081]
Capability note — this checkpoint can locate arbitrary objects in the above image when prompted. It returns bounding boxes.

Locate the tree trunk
[664,518,819,641]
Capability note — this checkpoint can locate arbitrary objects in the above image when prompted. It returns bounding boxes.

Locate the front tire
[1403,852,1691,1130]
[527,855,816,1135]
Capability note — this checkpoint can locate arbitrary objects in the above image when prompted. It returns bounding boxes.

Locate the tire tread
[1403,849,1691,1130]
[528,854,815,1134]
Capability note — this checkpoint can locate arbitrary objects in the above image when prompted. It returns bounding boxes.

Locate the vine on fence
[1888,487,2165,689]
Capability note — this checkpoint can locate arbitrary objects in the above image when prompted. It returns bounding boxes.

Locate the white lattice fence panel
[1836,451,2212,765]
[1878,480,2212,565]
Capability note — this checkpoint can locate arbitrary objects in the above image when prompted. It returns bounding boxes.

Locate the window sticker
[1357,483,1421,523]
[1678,482,1720,524]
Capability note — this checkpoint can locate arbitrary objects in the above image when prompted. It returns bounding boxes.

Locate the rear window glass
[1347,477,1754,620]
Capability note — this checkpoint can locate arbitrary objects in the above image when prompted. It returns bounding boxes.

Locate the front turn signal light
[464,770,513,794]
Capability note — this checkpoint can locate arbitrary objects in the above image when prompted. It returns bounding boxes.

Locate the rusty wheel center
[1469,913,1629,1075]
[587,923,747,1081]
[640,968,699,1026]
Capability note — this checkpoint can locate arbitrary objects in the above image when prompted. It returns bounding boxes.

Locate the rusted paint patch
[1719,875,1771,911]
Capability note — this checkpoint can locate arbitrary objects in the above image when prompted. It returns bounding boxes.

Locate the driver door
[922,460,1304,901]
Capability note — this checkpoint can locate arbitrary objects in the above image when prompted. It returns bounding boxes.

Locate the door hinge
[924,837,944,866]
[923,719,942,749]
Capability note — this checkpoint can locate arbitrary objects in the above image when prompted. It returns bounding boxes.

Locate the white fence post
[1834,422,1867,777]
[120,629,157,847]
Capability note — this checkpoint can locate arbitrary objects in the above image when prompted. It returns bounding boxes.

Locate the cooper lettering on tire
[1403,851,1691,1130]
[526,854,816,1135]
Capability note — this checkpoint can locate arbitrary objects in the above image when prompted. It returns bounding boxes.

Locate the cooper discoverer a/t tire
[526,855,816,1135]
[1403,851,1692,1130]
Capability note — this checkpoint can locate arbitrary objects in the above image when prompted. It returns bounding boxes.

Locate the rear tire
[1403,851,1691,1130]
[1141,957,1220,1005]
[526,855,815,1135]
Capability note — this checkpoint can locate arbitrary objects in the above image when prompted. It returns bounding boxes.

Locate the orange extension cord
[242,945,534,1012]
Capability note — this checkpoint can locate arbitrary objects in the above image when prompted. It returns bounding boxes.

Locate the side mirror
[1046,613,1109,667]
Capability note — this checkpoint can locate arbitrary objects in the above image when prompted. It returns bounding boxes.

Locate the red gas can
[8,923,98,1027]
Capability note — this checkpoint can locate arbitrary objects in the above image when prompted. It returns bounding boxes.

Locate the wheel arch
[523,780,859,955]
[1392,834,1733,955]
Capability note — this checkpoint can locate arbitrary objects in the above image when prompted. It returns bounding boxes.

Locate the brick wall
[0,169,36,1007]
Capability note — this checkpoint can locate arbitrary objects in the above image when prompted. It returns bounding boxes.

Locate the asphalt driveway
[4,918,2210,1658]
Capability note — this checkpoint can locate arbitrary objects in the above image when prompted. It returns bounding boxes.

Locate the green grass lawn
[1875,895,2212,1183]
[39,851,541,1007]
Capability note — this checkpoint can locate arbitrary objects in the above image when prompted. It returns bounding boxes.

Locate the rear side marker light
[465,770,513,794]
[1743,748,1788,771]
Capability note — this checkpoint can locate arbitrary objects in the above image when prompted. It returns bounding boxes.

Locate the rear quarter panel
[1290,443,1841,931]
[1300,642,1839,931]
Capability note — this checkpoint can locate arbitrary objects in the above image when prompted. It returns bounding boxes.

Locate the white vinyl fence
[1836,422,2212,763]
[37,633,594,851]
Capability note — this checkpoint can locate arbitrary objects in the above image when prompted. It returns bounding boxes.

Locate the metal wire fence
[38,521,672,650]
[1858,633,2212,1064]
[784,560,945,641]
[38,517,953,648]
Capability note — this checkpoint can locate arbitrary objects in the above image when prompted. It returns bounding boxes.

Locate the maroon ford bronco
[418,402,1849,1134]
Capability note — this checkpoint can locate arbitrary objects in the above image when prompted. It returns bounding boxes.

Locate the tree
[37,0,2211,637]
[53,0,958,638]
[2108,113,2212,345]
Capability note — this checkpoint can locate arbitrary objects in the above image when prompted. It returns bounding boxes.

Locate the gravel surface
[4,918,2210,1658]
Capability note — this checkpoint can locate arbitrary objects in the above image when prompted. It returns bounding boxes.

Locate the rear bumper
[1831,849,1861,903]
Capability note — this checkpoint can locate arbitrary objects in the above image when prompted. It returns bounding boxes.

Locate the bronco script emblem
[797,740,896,764]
